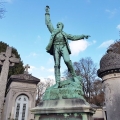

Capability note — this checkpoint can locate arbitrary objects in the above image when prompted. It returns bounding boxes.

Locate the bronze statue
[45,6,90,88]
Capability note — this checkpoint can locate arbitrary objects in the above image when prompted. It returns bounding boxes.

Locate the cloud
[59,16,68,22]
[40,66,45,71]
[48,68,54,73]
[98,40,114,48]
[31,52,39,56]
[38,77,45,83]
[47,75,55,80]
[39,76,55,85]
[105,9,117,18]
[27,65,44,73]
[28,65,36,72]
[37,35,41,39]
[27,52,39,57]
[93,40,96,44]
[34,35,41,44]
[88,40,96,46]
[47,57,54,64]
[116,24,120,30]
[69,40,89,56]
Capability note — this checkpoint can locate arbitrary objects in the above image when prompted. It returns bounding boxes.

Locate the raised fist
[45,6,50,13]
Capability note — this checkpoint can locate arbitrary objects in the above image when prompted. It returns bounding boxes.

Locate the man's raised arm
[45,6,54,33]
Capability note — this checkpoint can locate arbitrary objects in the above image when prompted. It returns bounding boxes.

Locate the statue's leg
[53,45,61,88]
[65,60,76,77]
[54,65,60,88]
[62,46,76,77]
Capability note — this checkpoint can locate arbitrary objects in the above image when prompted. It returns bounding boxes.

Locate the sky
[0,0,120,81]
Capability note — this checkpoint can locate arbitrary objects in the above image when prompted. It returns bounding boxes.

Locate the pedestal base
[31,99,95,120]
[43,76,84,100]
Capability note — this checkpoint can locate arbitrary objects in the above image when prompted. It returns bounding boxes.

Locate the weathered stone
[98,49,120,78]
[0,47,20,119]
[101,73,120,120]
[34,113,83,120]
[2,73,40,120]
[31,99,95,120]
[98,49,120,120]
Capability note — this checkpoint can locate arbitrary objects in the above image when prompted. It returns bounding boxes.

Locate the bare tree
[36,78,54,105]
[108,39,120,54]
[0,2,6,19]
[90,79,104,106]
[64,57,97,103]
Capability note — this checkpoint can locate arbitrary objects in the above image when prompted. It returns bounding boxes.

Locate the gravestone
[0,46,20,119]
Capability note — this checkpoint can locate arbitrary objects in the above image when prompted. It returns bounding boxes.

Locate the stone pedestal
[31,76,95,119]
[31,98,95,120]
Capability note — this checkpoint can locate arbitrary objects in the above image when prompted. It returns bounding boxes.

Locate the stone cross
[24,64,30,74]
[0,46,20,119]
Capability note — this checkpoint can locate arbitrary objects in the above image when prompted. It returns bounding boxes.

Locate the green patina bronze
[45,6,90,89]
[43,76,85,100]
[31,6,95,120]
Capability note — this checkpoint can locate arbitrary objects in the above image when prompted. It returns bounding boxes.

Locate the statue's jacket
[45,13,85,55]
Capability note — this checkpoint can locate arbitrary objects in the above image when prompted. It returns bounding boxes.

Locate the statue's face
[57,22,63,30]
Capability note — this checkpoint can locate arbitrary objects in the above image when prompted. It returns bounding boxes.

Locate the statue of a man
[45,6,90,88]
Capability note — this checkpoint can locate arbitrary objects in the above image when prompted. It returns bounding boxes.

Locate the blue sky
[0,0,120,80]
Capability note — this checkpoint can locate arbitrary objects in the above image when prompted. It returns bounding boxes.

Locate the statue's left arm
[66,34,90,40]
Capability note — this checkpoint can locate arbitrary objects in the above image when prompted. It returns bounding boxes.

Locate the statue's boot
[66,60,78,82]
[54,65,60,88]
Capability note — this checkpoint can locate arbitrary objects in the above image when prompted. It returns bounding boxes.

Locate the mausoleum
[2,73,40,120]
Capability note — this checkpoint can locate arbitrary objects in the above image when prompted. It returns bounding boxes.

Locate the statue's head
[57,22,64,30]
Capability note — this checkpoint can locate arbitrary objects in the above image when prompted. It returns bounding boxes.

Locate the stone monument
[0,46,20,119]
[98,48,120,120]
[31,6,95,120]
